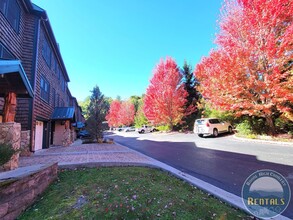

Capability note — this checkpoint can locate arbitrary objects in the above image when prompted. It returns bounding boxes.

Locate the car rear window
[209,119,220,124]
[195,119,206,124]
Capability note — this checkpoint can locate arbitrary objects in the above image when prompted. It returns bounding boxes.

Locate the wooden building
[0,0,84,151]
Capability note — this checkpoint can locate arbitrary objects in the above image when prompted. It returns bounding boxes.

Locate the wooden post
[3,92,17,122]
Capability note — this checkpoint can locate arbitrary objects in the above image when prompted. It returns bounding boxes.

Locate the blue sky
[32,0,223,101]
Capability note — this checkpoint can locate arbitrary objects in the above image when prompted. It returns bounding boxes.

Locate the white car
[123,126,136,132]
[194,118,233,137]
[137,125,156,134]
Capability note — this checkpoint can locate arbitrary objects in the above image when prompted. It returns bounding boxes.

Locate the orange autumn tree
[195,0,293,135]
[144,57,190,130]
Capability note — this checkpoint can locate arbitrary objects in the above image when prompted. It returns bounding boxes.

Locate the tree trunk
[169,122,173,131]
[3,92,17,122]
[265,115,276,136]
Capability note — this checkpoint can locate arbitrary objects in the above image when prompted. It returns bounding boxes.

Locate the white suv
[194,118,233,137]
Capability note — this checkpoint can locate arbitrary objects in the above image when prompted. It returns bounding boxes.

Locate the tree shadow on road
[107,133,293,219]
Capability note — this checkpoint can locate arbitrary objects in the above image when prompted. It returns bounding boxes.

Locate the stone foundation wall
[0,123,21,170]
[71,129,76,142]
[20,130,32,157]
[62,128,72,146]
[20,130,31,156]
[0,163,58,220]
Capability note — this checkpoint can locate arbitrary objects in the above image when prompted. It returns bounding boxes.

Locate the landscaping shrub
[0,143,15,166]
[235,120,254,136]
[202,105,236,124]
[156,125,171,132]
[82,138,96,144]
[275,117,293,134]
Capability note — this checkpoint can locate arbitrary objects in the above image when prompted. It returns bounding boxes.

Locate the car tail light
[206,122,210,127]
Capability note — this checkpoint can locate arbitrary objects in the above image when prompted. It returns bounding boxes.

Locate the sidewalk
[19,140,154,168]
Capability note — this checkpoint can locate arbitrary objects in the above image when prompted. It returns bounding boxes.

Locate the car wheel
[198,134,204,138]
[228,126,233,133]
[141,130,145,134]
[213,128,218,137]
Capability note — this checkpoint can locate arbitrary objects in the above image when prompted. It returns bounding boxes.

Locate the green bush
[236,116,268,135]
[275,117,293,133]
[156,125,171,132]
[202,105,236,124]
[0,143,15,166]
[82,138,96,144]
[235,120,254,136]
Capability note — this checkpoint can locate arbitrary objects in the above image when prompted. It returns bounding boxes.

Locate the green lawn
[19,167,250,220]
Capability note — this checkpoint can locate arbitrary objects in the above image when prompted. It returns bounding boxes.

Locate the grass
[235,133,293,143]
[19,167,250,220]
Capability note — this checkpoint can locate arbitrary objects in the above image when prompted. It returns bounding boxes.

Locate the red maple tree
[118,101,135,126]
[106,100,121,127]
[195,0,293,134]
[144,57,189,130]
[106,100,135,127]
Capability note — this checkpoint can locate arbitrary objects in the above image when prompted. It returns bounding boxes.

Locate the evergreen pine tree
[86,86,108,140]
[181,61,201,130]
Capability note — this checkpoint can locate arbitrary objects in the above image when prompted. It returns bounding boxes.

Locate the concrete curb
[58,161,156,170]
[233,135,293,146]
[114,142,291,220]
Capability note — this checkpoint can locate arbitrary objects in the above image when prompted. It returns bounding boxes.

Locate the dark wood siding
[0,0,36,130]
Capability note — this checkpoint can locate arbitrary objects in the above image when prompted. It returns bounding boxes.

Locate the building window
[57,93,60,107]
[52,56,56,73]
[0,42,14,59]
[57,65,61,79]
[40,76,50,103]
[42,37,51,67]
[60,75,66,92]
[52,88,56,107]
[0,0,20,33]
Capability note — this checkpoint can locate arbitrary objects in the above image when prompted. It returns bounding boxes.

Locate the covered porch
[0,60,34,170]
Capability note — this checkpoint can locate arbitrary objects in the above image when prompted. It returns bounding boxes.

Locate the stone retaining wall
[0,123,21,170]
[0,163,58,220]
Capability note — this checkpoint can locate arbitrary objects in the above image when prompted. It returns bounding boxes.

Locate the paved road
[107,131,293,219]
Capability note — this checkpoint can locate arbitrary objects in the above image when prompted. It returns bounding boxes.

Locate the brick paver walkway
[19,140,154,167]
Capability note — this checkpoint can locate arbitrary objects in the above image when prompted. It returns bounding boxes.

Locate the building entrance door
[35,120,43,151]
